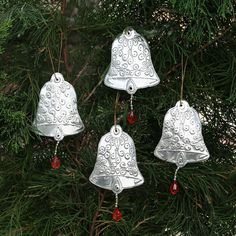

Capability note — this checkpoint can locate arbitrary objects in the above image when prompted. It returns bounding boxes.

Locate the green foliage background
[0,0,235,235]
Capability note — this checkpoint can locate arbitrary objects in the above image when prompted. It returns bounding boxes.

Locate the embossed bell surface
[33,73,84,141]
[154,100,209,167]
[104,27,160,94]
[89,125,144,194]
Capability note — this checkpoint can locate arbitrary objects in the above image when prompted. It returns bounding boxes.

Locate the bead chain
[54,141,60,156]
[115,193,118,208]
[174,167,180,181]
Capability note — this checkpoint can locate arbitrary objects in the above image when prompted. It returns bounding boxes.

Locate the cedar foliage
[0,0,235,235]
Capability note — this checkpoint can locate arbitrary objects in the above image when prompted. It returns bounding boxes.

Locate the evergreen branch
[83,75,104,103]
[72,60,89,86]
[165,26,232,76]
[82,66,109,103]
[0,1,235,235]
[132,216,156,231]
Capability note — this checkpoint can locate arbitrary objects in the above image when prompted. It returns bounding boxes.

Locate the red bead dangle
[51,141,60,169]
[169,167,180,195]
[127,110,138,125]
[112,193,122,222]
[127,94,137,125]
[169,180,179,195]
[51,156,61,169]
[112,207,122,222]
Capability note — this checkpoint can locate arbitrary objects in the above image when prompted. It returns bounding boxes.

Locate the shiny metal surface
[33,73,84,141]
[89,125,144,194]
[154,100,210,167]
[104,27,160,94]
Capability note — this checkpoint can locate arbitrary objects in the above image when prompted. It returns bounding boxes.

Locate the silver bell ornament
[104,27,160,94]
[33,72,84,169]
[104,27,160,125]
[89,125,144,221]
[154,100,210,195]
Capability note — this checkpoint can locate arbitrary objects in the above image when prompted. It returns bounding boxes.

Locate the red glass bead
[51,156,60,169]
[169,180,179,195]
[127,110,138,125]
[112,207,122,222]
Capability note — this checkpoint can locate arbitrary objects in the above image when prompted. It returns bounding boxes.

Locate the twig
[72,61,89,86]
[164,62,181,76]
[61,0,72,74]
[82,62,109,103]
[132,216,156,231]
[82,75,104,103]
[89,190,105,236]
[0,83,19,95]
[61,0,66,15]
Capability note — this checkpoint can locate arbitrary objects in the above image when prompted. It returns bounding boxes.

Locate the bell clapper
[51,141,61,169]
[127,94,138,125]
[112,193,122,222]
[170,167,180,195]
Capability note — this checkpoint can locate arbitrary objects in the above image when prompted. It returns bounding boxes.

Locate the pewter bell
[154,100,210,167]
[33,73,84,141]
[89,125,144,194]
[104,27,160,94]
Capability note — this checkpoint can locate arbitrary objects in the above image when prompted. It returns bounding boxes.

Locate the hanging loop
[114,92,120,131]
[47,28,64,75]
[180,55,188,105]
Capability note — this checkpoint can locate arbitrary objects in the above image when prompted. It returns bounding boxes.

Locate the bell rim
[154,150,210,162]
[104,76,160,93]
[33,123,85,138]
[89,175,144,193]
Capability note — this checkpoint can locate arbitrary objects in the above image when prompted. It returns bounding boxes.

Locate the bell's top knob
[104,27,160,94]
[33,73,84,141]
[50,72,65,84]
[124,27,135,38]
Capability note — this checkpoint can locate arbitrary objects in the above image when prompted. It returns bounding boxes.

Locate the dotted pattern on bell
[154,100,210,167]
[89,125,144,194]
